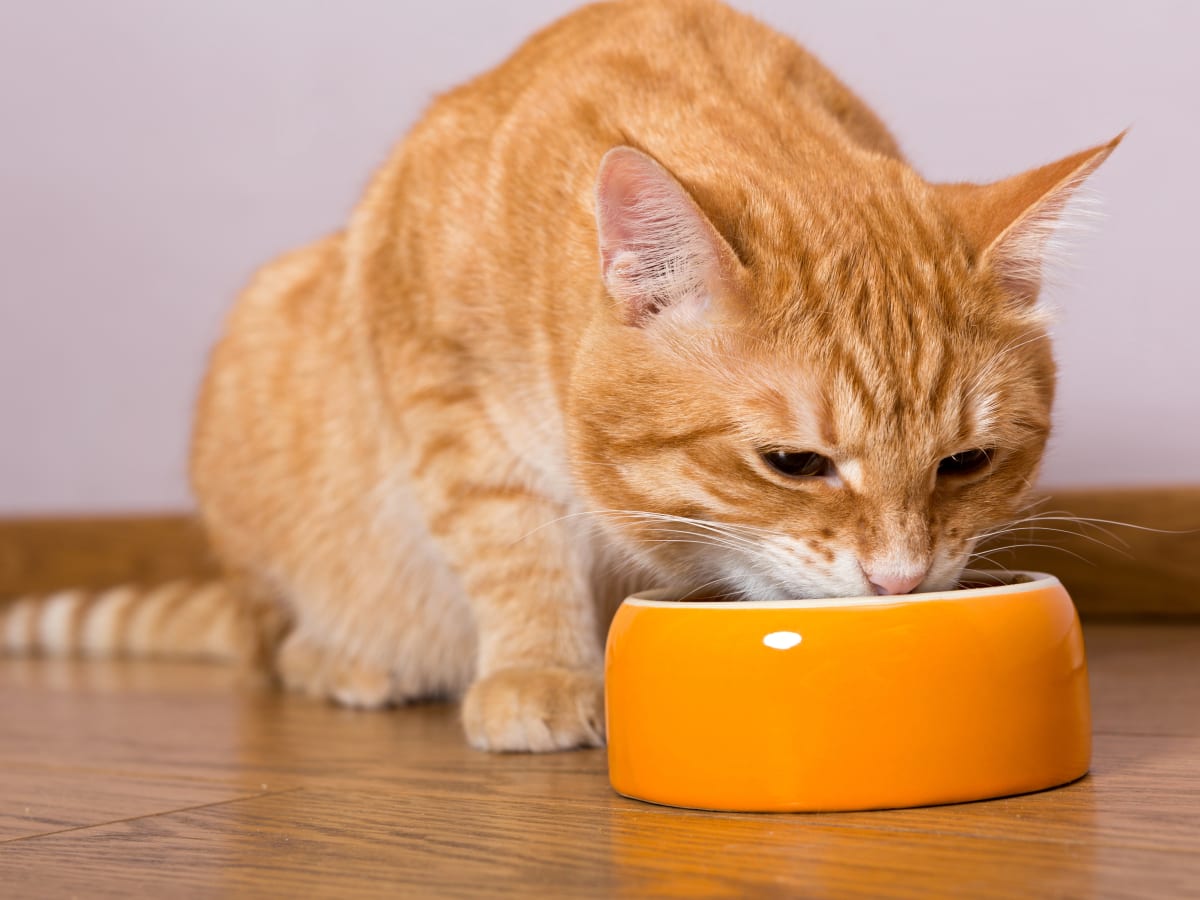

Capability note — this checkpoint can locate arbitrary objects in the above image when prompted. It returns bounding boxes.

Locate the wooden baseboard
[974,486,1200,617]
[0,515,218,597]
[2,486,1197,616]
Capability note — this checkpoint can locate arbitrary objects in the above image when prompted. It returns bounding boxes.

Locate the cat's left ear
[595,146,743,327]
[936,132,1125,303]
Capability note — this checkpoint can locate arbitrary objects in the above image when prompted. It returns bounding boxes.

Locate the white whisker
[969,541,1094,567]
[977,524,1130,557]
[677,576,734,602]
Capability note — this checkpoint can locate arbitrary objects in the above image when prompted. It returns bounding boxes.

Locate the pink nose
[867,572,926,596]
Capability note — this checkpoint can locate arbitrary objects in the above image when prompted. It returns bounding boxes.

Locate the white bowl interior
[624,570,1058,610]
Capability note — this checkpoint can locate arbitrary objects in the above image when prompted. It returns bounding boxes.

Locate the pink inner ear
[595,146,731,326]
[596,151,654,273]
[986,191,1077,301]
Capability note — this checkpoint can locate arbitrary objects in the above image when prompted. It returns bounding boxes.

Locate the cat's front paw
[461,666,605,752]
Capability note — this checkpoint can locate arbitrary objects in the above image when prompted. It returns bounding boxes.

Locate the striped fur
[183,0,1121,752]
[1,581,244,661]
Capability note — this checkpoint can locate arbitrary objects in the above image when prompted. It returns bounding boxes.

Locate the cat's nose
[866,571,926,596]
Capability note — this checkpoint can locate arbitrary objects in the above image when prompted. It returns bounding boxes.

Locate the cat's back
[357,0,902,352]
[415,0,900,165]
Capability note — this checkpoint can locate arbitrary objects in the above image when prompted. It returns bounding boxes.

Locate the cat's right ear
[595,147,742,327]
[936,133,1124,305]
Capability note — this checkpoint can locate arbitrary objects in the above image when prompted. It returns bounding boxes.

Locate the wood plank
[0,765,278,842]
[0,785,1196,899]
[0,658,338,786]
[829,733,1200,854]
[0,626,1196,896]
[1086,623,1200,737]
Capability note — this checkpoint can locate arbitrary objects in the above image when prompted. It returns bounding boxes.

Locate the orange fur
[3,0,1122,752]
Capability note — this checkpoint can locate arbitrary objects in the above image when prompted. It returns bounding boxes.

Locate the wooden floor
[0,624,1196,898]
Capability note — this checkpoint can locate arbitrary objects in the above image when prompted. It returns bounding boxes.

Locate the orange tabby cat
[3,0,1120,752]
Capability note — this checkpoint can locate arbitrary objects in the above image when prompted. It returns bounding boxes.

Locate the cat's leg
[402,392,603,751]
[262,496,478,711]
[200,408,479,713]
[451,498,603,751]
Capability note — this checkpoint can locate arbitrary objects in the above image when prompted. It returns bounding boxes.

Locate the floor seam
[0,787,305,845]
[0,759,302,786]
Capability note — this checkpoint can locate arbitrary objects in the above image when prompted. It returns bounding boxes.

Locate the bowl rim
[624,569,1060,610]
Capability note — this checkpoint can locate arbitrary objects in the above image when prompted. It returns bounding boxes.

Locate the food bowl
[604,571,1089,812]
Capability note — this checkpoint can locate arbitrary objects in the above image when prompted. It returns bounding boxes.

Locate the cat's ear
[936,132,1125,303]
[595,146,742,327]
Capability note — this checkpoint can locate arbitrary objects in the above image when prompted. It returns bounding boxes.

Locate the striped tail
[1,579,247,662]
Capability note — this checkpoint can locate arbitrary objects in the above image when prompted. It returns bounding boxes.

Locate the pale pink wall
[1,1,1196,514]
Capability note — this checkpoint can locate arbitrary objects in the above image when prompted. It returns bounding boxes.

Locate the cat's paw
[327,661,394,710]
[461,666,605,752]
[275,633,394,710]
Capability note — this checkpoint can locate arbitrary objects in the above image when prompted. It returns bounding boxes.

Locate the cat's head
[571,137,1121,600]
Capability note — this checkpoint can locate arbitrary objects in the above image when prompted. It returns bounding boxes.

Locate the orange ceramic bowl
[605,571,1090,812]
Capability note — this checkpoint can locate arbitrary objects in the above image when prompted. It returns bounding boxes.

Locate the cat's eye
[937,448,994,478]
[761,450,833,479]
